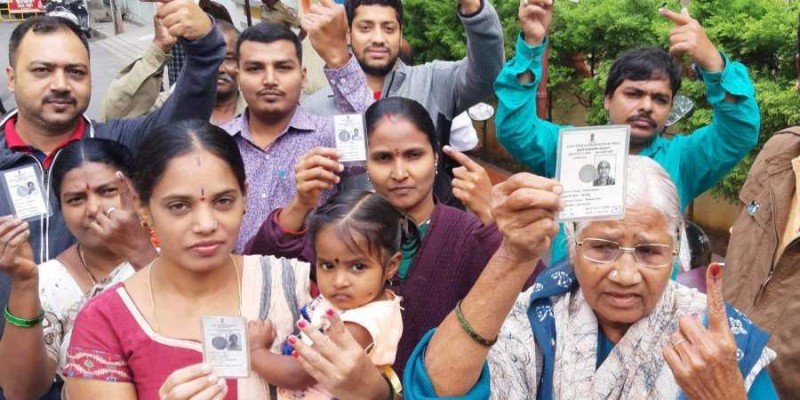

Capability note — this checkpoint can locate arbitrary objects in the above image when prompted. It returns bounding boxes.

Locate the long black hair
[308,191,421,267]
[132,119,246,204]
[50,139,133,204]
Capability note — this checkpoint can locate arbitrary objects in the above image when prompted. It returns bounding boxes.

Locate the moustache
[43,93,76,104]
[366,45,390,53]
[626,115,656,128]
[257,88,285,97]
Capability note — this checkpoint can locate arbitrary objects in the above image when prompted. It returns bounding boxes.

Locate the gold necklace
[147,254,242,334]
[76,244,99,286]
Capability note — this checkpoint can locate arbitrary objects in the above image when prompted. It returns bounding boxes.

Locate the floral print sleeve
[62,289,133,383]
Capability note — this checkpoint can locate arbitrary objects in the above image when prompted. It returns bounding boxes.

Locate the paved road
[0,20,132,119]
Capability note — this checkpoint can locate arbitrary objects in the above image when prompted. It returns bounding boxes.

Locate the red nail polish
[297,320,307,329]
[288,336,297,345]
[292,351,299,359]
[710,263,721,279]
[325,308,335,317]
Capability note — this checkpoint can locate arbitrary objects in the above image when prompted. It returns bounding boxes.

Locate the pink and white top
[63,255,311,400]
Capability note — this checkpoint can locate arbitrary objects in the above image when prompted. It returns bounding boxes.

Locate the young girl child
[249,190,419,399]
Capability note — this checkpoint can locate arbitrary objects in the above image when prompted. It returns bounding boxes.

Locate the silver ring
[105,207,117,218]
[673,337,688,347]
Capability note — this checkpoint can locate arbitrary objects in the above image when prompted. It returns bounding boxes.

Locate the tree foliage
[402,0,800,202]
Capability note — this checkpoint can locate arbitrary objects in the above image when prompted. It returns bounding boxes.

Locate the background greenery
[403,0,800,202]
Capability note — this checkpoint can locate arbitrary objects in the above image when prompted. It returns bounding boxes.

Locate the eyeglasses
[576,238,677,269]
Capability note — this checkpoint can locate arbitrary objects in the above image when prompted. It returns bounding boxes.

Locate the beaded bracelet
[4,306,45,328]
[455,300,497,347]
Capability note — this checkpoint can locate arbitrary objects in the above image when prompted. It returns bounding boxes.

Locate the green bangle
[455,300,497,347]
[4,306,44,328]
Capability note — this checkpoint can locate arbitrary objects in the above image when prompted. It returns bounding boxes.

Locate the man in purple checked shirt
[222,21,367,252]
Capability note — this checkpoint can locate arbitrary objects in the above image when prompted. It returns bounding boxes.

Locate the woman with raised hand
[0,139,156,399]
[245,97,538,375]
[405,156,777,399]
[62,120,310,400]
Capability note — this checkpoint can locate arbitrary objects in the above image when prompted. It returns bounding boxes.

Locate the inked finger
[705,263,731,335]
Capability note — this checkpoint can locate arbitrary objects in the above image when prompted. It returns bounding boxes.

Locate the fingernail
[208,374,219,383]
[553,185,563,195]
[200,364,212,373]
[288,336,297,345]
[217,378,226,387]
[292,350,299,359]
[335,176,341,183]
[326,308,336,317]
[710,263,721,280]
[338,164,344,172]
[297,320,307,329]
[116,171,124,179]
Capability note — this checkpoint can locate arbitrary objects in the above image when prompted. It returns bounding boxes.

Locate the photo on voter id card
[1,165,50,222]
[201,316,249,378]
[334,113,367,164]
[555,125,630,222]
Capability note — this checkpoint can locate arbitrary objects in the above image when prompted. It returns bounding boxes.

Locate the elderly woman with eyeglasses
[403,156,778,399]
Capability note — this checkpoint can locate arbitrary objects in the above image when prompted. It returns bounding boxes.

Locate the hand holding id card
[202,316,249,378]
[2,165,51,222]
[334,114,367,164]
[555,125,630,221]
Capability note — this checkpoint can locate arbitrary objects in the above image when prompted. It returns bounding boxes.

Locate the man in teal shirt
[496,2,760,263]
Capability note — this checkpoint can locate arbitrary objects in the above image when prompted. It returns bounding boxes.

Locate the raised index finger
[116,171,135,211]
[705,263,731,335]
[659,7,692,26]
[443,145,481,172]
